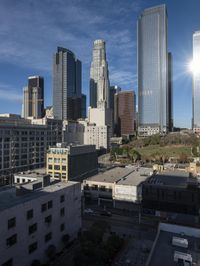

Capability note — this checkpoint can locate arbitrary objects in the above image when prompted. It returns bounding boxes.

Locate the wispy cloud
[0,83,22,102]
[0,0,141,77]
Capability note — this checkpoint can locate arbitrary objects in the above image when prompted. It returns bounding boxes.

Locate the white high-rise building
[90,39,110,108]
[192,31,200,134]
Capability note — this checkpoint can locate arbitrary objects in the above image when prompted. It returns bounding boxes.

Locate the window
[60,195,65,203]
[45,215,52,224]
[54,165,60,170]
[48,165,52,170]
[41,203,47,212]
[2,258,13,266]
[62,166,66,171]
[48,200,53,209]
[29,242,37,254]
[8,217,16,229]
[16,178,20,183]
[45,232,52,242]
[60,207,65,217]
[6,234,17,247]
[60,223,65,232]
[29,223,37,235]
[26,209,33,220]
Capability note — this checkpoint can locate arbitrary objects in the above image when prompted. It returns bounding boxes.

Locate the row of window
[7,195,65,229]
[6,223,66,249]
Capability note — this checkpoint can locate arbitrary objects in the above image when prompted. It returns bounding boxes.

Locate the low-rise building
[142,170,200,217]
[0,179,81,266]
[83,167,151,208]
[47,143,98,181]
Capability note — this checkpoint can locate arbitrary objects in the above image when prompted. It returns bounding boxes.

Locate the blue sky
[0,0,199,128]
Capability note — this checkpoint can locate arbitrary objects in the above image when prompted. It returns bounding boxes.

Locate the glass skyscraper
[138,5,168,136]
[53,47,82,120]
[192,31,200,134]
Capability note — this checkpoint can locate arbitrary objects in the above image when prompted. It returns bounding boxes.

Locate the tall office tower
[81,94,86,118]
[114,91,136,136]
[138,5,168,136]
[109,85,121,111]
[192,31,200,134]
[22,76,44,119]
[90,39,110,108]
[53,47,82,121]
[168,52,173,132]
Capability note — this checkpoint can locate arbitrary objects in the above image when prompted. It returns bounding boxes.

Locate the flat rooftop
[116,167,151,186]
[146,170,190,188]
[0,181,79,212]
[85,167,152,185]
[149,230,200,266]
[15,168,46,178]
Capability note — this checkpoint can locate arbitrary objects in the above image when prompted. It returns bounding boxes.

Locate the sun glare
[188,60,200,75]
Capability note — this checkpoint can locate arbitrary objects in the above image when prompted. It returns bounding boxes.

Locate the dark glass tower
[53,47,82,120]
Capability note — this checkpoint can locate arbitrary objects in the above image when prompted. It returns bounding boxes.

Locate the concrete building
[138,5,169,136]
[83,167,151,208]
[0,178,81,266]
[47,143,98,180]
[192,31,200,134]
[90,39,110,108]
[114,90,136,136]
[22,76,44,119]
[0,114,62,185]
[63,120,110,150]
[142,170,200,217]
[14,168,46,184]
[53,47,82,121]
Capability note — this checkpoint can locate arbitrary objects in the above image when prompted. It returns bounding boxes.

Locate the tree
[129,149,141,162]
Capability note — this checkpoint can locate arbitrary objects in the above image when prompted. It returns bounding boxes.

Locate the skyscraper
[90,40,110,108]
[138,5,168,136]
[22,76,44,119]
[114,91,136,136]
[109,85,121,111]
[168,52,173,132]
[192,31,200,134]
[53,47,82,121]
[81,94,86,119]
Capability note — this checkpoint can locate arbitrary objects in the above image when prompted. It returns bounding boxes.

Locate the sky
[0,0,200,128]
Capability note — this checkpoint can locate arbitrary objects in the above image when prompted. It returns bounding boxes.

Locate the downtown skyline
[0,0,200,128]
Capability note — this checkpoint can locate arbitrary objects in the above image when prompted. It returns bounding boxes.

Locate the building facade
[90,39,110,108]
[47,143,98,180]
[53,47,82,121]
[192,31,200,134]
[0,179,81,266]
[138,5,169,136]
[0,115,62,185]
[114,90,136,136]
[22,76,44,119]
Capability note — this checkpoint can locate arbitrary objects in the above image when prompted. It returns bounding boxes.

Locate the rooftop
[149,229,200,266]
[15,168,46,178]
[85,167,152,185]
[0,181,79,212]
[146,170,190,188]
[116,167,152,186]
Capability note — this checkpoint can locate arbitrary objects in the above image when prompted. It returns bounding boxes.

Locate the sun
[188,59,200,75]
